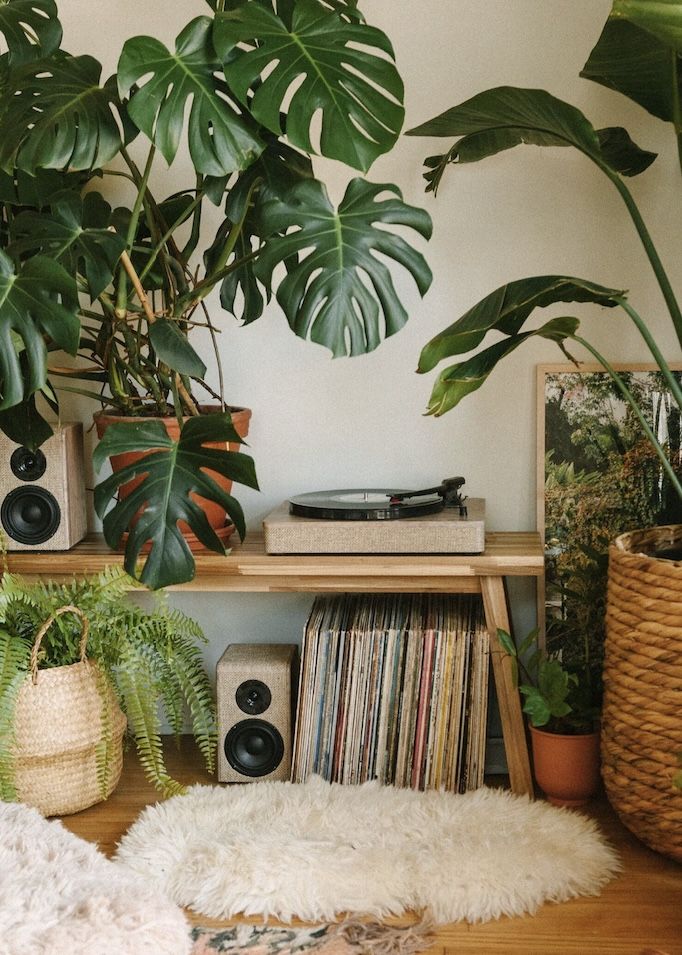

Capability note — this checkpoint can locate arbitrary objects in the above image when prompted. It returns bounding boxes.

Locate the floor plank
[62,738,682,955]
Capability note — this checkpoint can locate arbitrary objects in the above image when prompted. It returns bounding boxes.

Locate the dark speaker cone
[235,679,271,715]
[1,486,61,544]
[224,719,284,777]
[10,446,47,481]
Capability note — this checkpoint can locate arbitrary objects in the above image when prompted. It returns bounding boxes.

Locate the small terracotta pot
[530,725,601,807]
[94,406,251,552]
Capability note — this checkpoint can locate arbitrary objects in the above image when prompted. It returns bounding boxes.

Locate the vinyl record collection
[292,593,490,792]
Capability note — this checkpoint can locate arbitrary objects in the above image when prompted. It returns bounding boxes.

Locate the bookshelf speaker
[217,644,298,783]
[0,424,87,551]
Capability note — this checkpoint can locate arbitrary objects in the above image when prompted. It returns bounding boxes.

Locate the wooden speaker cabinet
[217,644,298,783]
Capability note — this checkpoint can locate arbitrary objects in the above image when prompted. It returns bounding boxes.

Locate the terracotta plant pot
[94,406,251,552]
[530,725,601,807]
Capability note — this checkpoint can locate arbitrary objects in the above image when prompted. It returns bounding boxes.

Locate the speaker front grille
[1,486,61,544]
[224,719,285,778]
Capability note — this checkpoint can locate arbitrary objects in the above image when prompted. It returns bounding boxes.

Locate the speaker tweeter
[217,644,298,783]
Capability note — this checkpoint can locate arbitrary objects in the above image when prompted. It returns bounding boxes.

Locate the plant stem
[573,334,682,499]
[616,297,682,411]
[116,145,156,318]
[672,50,682,178]
[605,169,682,349]
[138,192,204,285]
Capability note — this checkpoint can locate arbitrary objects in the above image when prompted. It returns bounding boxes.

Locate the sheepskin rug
[116,776,621,924]
[0,800,191,955]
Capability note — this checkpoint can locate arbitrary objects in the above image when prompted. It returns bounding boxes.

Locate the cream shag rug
[116,776,620,924]
[0,800,191,955]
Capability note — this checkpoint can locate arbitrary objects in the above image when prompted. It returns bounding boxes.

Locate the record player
[263,478,485,555]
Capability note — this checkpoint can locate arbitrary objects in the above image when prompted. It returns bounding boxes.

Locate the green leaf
[425,317,581,416]
[1,53,122,173]
[254,178,432,357]
[0,0,62,65]
[496,628,517,657]
[9,192,125,298]
[0,168,87,207]
[214,0,404,172]
[419,275,623,374]
[406,86,657,189]
[581,17,682,123]
[148,320,207,378]
[520,686,552,727]
[596,126,657,176]
[611,0,682,52]
[0,392,53,449]
[93,414,259,590]
[118,17,263,176]
[205,137,314,325]
[0,250,79,410]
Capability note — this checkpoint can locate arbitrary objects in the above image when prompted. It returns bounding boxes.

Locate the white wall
[57,0,682,670]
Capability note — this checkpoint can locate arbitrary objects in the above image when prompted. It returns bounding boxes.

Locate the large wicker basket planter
[603,525,682,862]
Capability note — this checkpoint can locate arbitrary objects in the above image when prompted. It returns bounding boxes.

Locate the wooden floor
[63,738,682,955]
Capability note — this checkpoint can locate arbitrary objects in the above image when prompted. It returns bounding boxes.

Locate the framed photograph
[536,362,682,665]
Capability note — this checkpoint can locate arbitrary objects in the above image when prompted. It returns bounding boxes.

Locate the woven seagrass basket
[12,605,127,817]
[603,525,682,862]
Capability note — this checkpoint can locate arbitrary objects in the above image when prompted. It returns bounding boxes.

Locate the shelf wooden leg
[480,576,533,797]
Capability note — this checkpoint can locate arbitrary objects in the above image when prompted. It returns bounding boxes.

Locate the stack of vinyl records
[292,593,490,792]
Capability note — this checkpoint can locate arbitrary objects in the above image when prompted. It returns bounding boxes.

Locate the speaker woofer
[224,718,284,778]
[10,446,47,482]
[1,486,61,545]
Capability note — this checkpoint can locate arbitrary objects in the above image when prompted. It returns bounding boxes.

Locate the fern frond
[170,636,217,774]
[0,630,31,801]
[92,665,120,799]
[115,644,185,798]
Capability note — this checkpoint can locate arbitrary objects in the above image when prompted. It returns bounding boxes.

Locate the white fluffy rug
[0,800,191,955]
[116,776,621,924]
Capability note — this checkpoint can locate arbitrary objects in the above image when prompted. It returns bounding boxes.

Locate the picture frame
[536,362,682,659]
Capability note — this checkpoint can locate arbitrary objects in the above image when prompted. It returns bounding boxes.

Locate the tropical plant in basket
[0,0,432,589]
[406,1,682,502]
[0,567,216,798]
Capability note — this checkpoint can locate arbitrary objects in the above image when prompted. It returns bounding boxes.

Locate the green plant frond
[114,644,185,797]
[0,629,31,800]
[170,635,216,774]
[92,663,119,798]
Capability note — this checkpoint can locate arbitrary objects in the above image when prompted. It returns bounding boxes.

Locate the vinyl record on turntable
[288,488,444,521]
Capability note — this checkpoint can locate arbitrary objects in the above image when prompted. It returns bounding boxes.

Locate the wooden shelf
[6,530,543,798]
[5,530,543,592]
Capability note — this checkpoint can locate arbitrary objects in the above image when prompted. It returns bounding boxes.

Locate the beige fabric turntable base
[262,498,485,555]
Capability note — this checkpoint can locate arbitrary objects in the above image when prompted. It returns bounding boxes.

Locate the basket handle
[30,605,90,684]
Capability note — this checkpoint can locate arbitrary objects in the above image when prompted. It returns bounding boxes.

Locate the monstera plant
[407,0,682,501]
[0,0,432,588]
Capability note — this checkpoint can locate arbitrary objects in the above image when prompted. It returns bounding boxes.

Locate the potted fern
[0,0,432,590]
[0,567,216,805]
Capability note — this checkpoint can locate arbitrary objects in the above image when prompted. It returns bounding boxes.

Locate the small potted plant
[0,0,432,590]
[498,628,601,806]
[0,566,216,809]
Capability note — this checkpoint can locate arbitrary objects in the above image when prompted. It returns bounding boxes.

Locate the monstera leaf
[419,276,625,416]
[93,414,259,589]
[0,249,79,410]
[204,137,314,325]
[214,0,404,172]
[1,53,122,173]
[581,8,682,124]
[0,0,62,65]
[118,16,263,176]
[9,191,125,298]
[407,87,657,193]
[254,178,432,357]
